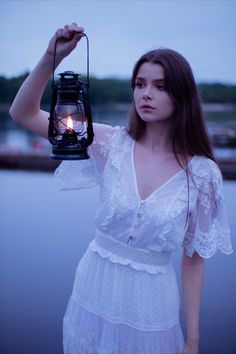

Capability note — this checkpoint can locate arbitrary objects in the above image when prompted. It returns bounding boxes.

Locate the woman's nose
[143,86,152,99]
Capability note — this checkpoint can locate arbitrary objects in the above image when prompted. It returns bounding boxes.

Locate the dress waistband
[92,230,171,268]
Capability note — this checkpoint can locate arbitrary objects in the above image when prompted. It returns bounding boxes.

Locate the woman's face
[133,62,175,123]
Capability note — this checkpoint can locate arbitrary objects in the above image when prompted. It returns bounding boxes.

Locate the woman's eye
[135,81,144,88]
[156,84,165,91]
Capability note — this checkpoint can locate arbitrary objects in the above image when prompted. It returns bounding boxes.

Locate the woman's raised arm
[9,23,85,138]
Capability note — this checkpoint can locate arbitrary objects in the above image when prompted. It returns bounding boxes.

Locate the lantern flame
[67,116,73,131]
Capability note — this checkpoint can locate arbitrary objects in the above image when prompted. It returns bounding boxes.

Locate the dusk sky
[0,0,236,83]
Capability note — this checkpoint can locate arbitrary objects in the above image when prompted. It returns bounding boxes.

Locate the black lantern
[48,33,94,160]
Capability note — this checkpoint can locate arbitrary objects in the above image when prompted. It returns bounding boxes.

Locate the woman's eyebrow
[135,77,145,81]
[135,77,165,82]
[153,79,165,83]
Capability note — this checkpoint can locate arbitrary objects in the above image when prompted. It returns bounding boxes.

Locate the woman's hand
[181,340,199,354]
[46,23,85,61]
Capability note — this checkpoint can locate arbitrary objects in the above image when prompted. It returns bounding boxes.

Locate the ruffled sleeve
[54,123,121,190]
[182,159,233,258]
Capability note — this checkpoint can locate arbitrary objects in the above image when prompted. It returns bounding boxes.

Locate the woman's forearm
[181,251,204,344]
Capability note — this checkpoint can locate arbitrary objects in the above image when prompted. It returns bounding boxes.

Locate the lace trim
[54,158,98,190]
[89,240,170,274]
[185,245,233,259]
[183,229,233,258]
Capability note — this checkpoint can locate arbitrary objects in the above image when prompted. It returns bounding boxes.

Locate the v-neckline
[131,139,194,202]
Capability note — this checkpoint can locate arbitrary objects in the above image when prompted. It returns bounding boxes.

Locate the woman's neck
[140,120,173,154]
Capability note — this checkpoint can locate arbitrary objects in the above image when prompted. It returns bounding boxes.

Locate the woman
[10,23,233,354]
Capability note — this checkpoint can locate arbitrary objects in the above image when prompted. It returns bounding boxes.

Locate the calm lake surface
[0,170,235,354]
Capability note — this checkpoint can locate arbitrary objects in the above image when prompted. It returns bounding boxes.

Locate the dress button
[129,235,134,240]
[137,213,142,218]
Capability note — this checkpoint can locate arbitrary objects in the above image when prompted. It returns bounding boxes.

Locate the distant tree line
[0,72,236,105]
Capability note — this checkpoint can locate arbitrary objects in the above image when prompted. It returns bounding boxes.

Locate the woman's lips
[140,105,155,111]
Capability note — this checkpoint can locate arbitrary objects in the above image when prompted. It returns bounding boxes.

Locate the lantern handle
[51,32,90,88]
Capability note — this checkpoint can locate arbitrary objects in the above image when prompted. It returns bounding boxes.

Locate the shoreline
[0,150,236,180]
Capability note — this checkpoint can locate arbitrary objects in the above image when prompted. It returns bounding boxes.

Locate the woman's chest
[134,155,185,201]
[99,148,193,228]
[127,138,189,200]
[98,163,193,251]
[96,142,201,250]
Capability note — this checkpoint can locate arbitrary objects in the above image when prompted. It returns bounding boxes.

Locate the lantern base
[50,146,89,160]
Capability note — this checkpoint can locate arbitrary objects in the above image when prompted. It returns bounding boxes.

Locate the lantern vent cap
[58,71,81,80]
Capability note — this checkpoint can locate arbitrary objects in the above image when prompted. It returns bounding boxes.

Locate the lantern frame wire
[51,32,90,89]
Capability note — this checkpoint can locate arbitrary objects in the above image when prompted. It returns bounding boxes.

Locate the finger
[70,32,84,47]
[63,25,84,39]
[69,32,84,43]
[71,22,78,30]
[63,25,72,39]
[70,23,84,33]
[56,28,63,38]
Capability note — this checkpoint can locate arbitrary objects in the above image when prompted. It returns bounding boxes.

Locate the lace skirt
[63,232,185,354]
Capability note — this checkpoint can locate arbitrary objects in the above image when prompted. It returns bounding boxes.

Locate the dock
[0,149,236,180]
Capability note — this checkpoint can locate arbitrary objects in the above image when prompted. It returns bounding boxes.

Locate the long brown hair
[127,48,215,168]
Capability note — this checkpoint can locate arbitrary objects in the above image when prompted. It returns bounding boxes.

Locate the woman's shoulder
[91,123,129,156]
[93,123,127,141]
[190,155,220,174]
[189,155,223,187]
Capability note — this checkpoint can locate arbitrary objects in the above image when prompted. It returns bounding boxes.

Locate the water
[0,170,235,354]
[0,105,129,152]
[1,105,236,154]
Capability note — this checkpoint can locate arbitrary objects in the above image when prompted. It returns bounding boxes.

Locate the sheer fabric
[55,123,233,354]
[182,158,232,257]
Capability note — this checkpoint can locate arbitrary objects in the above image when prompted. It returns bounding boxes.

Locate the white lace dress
[55,124,233,354]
